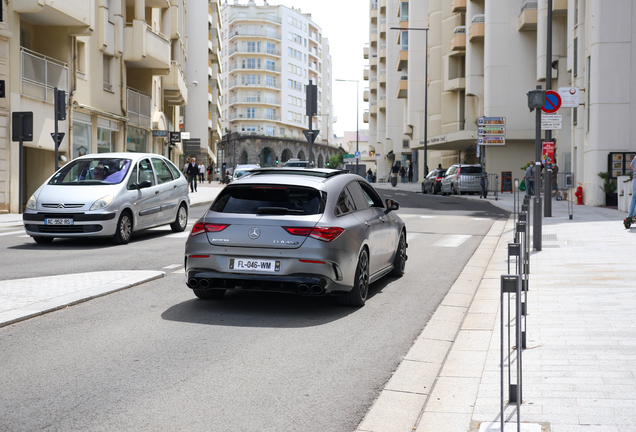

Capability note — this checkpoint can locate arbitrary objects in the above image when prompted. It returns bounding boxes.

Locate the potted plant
[598,171,618,206]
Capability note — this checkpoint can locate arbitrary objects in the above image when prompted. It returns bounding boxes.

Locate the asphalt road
[0,191,508,431]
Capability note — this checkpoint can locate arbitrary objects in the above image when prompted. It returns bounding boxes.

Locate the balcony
[370,30,378,46]
[363,67,370,80]
[451,0,466,13]
[364,46,369,59]
[229,29,282,41]
[370,56,378,69]
[124,21,171,74]
[20,48,69,103]
[16,0,91,31]
[380,44,387,60]
[469,15,485,42]
[370,102,377,116]
[378,96,386,111]
[164,61,187,105]
[127,88,152,129]
[371,8,378,23]
[363,89,369,102]
[228,11,282,24]
[370,78,378,92]
[379,69,387,85]
[379,0,386,11]
[228,96,281,106]
[228,47,282,57]
[553,0,567,15]
[397,77,408,99]
[363,110,369,123]
[518,1,538,31]
[380,19,387,36]
[451,27,466,51]
[227,78,281,90]
[228,112,281,122]
[396,50,408,71]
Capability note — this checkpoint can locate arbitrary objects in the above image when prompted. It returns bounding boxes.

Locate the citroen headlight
[90,195,114,211]
[26,194,37,211]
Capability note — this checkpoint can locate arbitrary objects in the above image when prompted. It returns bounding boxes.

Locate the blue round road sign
[542,90,561,113]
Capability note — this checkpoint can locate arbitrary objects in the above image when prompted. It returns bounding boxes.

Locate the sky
[265,0,370,137]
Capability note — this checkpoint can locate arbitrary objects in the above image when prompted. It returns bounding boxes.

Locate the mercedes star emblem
[248,227,261,239]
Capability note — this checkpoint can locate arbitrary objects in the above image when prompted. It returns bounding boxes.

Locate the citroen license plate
[229,258,280,272]
[45,218,74,225]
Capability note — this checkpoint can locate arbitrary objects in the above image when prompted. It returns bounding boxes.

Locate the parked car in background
[184,168,407,307]
[23,153,190,245]
[284,159,313,168]
[421,168,446,194]
[232,164,260,182]
[441,164,484,195]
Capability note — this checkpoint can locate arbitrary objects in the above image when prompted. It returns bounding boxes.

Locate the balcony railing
[228,64,282,73]
[228,47,282,56]
[127,88,152,128]
[228,12,282,24]
[228,78,282,90]
[228,96,281,105]
[229,29,282,40]
[228,112,281,121]
[20,48,69,103]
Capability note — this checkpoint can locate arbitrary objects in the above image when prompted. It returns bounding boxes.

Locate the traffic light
[55,89,66,121]
[276,158,279,164]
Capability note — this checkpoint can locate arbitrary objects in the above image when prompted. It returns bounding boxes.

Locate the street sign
[478,117,506,126]
[354,151,360,158]
[181,132,191,139]
[542,90,561,113]
[343,154,355,159]
[478,136,506,145]
[50,132,65,148]
[558,87,579,108]
[478,127,505,136]
[542,141,555,163]
[541,122,562,130]
[303,129,319,144]
[169,131,181,143]
[541,114,562,122]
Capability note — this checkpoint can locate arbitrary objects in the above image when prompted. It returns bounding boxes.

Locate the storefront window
[72,112,92,159]
[127,126,147,152]
[97,118,119,153]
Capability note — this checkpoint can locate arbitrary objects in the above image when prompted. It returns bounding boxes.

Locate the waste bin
[391,174,397,187]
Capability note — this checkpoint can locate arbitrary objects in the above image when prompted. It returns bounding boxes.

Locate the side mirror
[137,180,152,190]
[385,198,400,213]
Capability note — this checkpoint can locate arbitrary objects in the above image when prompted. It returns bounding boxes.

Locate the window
[266,126,275,136]
[246,125,256,132]
[97,118,118,153]
[103,54,113,91]
[211,185,324,215]
[138,158,156,186]
[151,158,174,184]
[126,126,147,153]
[266,43,275,54]
[266,60,275,71]
[72,112,92,159]
[266,76,275,87]
[335,188,356,216]
[400,1,409,21]
[401,31,408,50]
[77,39,87,78]
[247,107,256,118]
[266,108,275,120]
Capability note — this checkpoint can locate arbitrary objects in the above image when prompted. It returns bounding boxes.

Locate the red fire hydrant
[575,186,583,205]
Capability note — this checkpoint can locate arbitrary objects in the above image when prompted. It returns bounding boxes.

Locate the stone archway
[259,147,276,167]
[281,148,293,163]
[297,150,306,160]
[239,150,248,165]
[317,154,324,168]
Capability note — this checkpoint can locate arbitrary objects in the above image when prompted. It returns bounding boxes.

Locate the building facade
[184,0,223,170]
[365,0,636,205]
[218,0,337,169]
[2,0,188,214]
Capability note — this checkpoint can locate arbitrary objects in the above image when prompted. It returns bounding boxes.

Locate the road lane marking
[419,215,436,219]
[431,234,471,247]
[396,193,407,196]
[172,268,185,274]
[406,233,422,242]
[163,264,182,269]
[0,230,25,237]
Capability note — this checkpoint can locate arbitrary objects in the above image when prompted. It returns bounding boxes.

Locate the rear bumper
[186,268,350,296]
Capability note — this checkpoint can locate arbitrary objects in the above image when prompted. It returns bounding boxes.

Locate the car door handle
[155,191,160,195]
[364,221,371,227]
[173,185,178,189]
[379,217,386,223]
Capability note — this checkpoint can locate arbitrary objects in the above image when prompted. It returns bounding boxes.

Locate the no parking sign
[541,90,561,113]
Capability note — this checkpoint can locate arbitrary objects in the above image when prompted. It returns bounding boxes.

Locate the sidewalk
[359,182,636,431]
[0,181,224,328]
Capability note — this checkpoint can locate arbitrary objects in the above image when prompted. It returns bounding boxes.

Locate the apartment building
[217,0,338,169]
[366,0,636,204]
[185,0,223,169]
[2,0,187,213]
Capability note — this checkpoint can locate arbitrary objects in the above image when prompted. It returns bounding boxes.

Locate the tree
[328,153,344,169]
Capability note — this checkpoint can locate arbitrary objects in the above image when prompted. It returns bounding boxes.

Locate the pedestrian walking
[207,163,213,183]
[366,168,373,182]
[525,161,535,196]
[186,157,199,192]
[391,163,399,187]
[408,164,413,183]
[198,162,205,182]
[399,165,406,183]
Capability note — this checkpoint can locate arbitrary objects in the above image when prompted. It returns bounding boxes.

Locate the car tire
[451,184,457,195]
[33,236,54,244]
[193,289,226,299]
[112,211,132,245]
[337,248,369,307]
[431,184,436,195]
[170,204,188,232]
[422,183,427,194]
[390,231,407,277]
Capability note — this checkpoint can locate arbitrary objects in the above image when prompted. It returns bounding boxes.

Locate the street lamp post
[335,79,359,175]
[391,26,429,179]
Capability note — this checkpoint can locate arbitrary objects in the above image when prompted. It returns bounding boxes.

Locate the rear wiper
[257,207,303,214]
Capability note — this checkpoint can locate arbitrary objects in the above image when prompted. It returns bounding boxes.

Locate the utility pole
[544,0,554,217]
